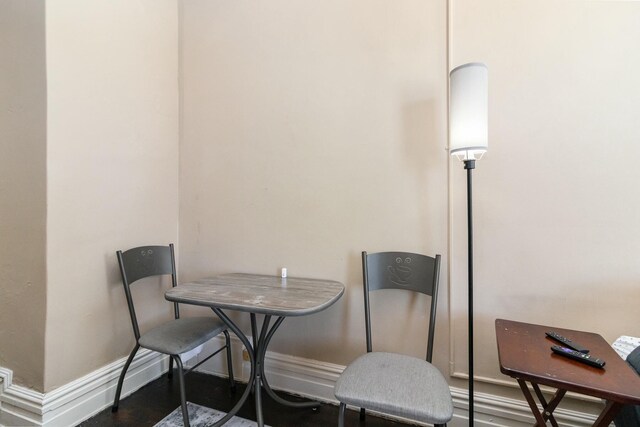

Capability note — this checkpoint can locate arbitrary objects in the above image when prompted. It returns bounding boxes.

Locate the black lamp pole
[449,61,488,427]
[464,159,475,426]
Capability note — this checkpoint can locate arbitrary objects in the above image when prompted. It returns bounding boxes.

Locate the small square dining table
[165,273,345,427]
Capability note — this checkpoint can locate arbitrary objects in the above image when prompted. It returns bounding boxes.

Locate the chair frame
[111,244,234,427]
[338,251,447,427]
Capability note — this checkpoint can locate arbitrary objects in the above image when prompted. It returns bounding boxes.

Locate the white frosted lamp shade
[449,63,488,161]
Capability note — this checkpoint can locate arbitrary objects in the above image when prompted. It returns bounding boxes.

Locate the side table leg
[593,401,623,427]
[532,383,565,427]
[517,379,548,426]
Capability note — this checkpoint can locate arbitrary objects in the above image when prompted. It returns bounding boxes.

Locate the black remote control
[546,331,589,353]
[551,345,605,368]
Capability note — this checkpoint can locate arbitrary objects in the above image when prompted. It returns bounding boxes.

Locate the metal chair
[111,244,234,427]
[334,251,453,427]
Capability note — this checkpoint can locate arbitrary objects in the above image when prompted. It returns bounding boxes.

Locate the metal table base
[210,308,319,427]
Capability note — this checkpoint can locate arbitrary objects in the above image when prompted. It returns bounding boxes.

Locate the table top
[165,273,345,317]
[495,319,640,405]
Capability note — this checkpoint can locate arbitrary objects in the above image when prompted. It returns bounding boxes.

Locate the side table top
[495,318,640,405]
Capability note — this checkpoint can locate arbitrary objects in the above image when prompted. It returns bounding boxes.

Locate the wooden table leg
[592,401,623,427]
[532,383,565,426]
[518,379,568,427]
[518,379,548,426]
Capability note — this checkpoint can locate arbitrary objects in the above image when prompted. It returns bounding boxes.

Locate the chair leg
[223,330,236,392]
[111,344,139,412]
[338,402,346,427]
[168,354,174,379]
[359,407,365,420]
[172,355,190,427]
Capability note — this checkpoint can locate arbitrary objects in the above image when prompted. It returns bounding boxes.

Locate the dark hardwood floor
[79,372,413,427]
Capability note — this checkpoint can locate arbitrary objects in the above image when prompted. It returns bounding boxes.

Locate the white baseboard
[0,349,168,427]
[448,387,600,427]
[1,336,601,427]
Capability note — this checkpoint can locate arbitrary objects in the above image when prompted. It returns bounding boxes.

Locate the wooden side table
[495,318,640,426]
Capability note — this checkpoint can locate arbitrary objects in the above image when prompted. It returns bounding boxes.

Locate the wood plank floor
[78,372,413,427]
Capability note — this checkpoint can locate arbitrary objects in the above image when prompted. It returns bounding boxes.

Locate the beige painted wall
[0,0,47,391]
[181,0,640,417]
[449,0,640,406]
[1,1,637,418]
[43,0,179,391]
[179,0,451,368]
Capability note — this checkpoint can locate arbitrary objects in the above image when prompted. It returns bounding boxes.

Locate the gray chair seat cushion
[334,352,453,424]
[139,316,226,355]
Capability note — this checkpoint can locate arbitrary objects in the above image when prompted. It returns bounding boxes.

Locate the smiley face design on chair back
[138,247,157,271]
[387,256,413,287]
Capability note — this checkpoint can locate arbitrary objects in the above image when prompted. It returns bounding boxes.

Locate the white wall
[0,0,47,391]
[181,0,640,419]
[2,2,638,421]
[449,0,640,407]
[179,0,450,367]
[44,0,180,391]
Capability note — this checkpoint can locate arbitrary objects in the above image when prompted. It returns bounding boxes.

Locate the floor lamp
[448,62,488,427]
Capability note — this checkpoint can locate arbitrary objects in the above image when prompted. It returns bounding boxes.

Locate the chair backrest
[362,251,441,363]
[116,244,178,340]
